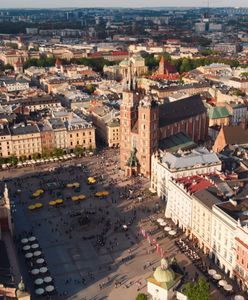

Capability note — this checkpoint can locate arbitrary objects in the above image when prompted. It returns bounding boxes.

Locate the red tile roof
[175,175,214,194]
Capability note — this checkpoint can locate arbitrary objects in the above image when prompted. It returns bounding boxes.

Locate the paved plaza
[1,149,241,300]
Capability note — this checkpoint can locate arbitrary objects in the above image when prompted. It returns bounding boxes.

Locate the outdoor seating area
[87,177,96,184]
[175,239,243,298]
[1,153,78,170]
[20,235,56,297]
[95,191,110,198]
[32,189,44,198]
[71,194,86,201]
[66,182,80,188]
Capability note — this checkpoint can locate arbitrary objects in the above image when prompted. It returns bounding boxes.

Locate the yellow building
[107,122,120,148]
[0,126,12,157]
[11,124,42,158]
[67,125,96,151]
[91,106,120,147]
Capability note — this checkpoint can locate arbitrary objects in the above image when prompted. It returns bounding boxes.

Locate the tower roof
[153,258,175,284]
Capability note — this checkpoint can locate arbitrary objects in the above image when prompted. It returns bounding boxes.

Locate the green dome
[153,258,175,283]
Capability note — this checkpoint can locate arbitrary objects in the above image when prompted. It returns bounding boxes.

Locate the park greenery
[182,277,210,300]
[22,56,116,73]
[23,57,56,69]
[135,293,148,300]
[143,52,243,73]
[240,72,248,79]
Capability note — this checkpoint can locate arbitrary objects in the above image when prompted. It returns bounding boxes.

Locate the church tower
[159,55,165,75]
[137,94,159,177]
[120,60,139,172]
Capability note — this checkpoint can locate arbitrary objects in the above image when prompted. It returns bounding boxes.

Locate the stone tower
[120,59,159,177]
[120,60,139,173]
[137,94,159,177]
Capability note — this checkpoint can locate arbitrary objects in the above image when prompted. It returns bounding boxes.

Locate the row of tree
[0,145,91,166]
[143,52,246,73]
[22,56,116,73]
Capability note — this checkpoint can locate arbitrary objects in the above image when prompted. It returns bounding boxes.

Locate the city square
[0,149,241,300]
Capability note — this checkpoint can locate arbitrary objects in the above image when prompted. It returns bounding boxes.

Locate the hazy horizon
[0,0,247,9]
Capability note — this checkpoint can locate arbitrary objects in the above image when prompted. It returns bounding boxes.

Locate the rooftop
[221,126,248,146]
[173,174,214,194]
[208,106,230,119]
[194,189,221,209]
[158,132,196,153]
[158,95,206,127]
[216,197,248,224]
[10,124,40,135]
[161,147,220,170]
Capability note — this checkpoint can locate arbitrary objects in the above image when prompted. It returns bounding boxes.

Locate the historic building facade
[120,66,208,177]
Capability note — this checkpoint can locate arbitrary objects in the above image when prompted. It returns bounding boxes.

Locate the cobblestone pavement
[3,149,239,300]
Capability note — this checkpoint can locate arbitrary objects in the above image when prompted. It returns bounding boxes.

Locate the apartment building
[10,124,41,158]
[151,147,221,199]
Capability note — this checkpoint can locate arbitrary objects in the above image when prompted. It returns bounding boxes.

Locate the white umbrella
[40,267,48,273]
[169,230,177,236]
[208,269,216,276]
[28,236,36,242]
[21,238,28,244]
[35,288,45,295]
[31,243,39,249]
[219,280,228,286]
[23,245,31,251]
[234,296,245,300]
[44,276,52,283]
[25,252,33,259]
[213,274,222,280]
[164,226,172,232]
[157,218,164,223]
[36,258,45,264]
[224,284,233,291]
[31,269,40,275]
[45,285,55,292]
[35,278,44,285]
[34,251,42,257]
[160,221,167,226]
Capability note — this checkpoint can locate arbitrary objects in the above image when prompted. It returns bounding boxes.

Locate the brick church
[120,62,208,177]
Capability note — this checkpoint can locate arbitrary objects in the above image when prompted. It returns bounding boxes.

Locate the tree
[5,42,18,49]
[3,64,14,71]
[180,58,193,73]
[144,54,159,71]
[182,277,210,300]
[7,155,18,165]
[85,83,96,94]
[32,153,41,160]
[74,145,84,157]
[240,72,248,79]
[136,293,148,300]
[52,148,64,158]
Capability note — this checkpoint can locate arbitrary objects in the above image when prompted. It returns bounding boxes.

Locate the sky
[0,0,247,8]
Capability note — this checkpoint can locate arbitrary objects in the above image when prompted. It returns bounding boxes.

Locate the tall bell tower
[137,94,159,177]
[120,60,139,171]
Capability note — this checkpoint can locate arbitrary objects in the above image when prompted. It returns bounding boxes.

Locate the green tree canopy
[74,145,84,156]
[135,293,148,300]
[182,277,210,300]
[240,72,248,79]
[52,148,64,157]
[23,57,56,69]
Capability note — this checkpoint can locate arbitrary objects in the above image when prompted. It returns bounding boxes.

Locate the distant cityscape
[0,5,247,300]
